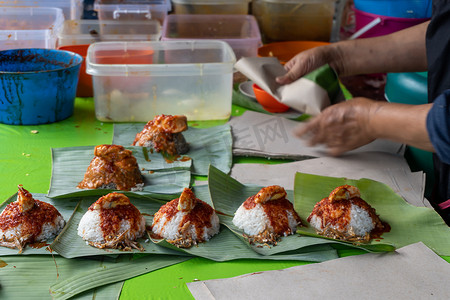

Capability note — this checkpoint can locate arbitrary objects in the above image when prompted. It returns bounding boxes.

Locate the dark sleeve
[426,89,450,164]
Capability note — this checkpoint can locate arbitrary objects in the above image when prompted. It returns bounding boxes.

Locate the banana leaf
[50,195,192,259]
[113,123,233,175]
[205,165,385,256]
[48,146,191,199]
[51,189,336,263]
[294,172,450,255]
[0,192,79,256]
[151,225,337,262]
[49,254,191,300]
[149,185,337,262]
[209,165,396,253]
[0,254,189,300]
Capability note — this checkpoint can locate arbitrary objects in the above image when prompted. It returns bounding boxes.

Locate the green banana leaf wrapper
[294,172,450,256]
[207,165,395,254]
[48,146,191,199]
[113,124,233,175]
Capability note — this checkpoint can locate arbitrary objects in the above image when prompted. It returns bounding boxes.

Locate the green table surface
[1,98,448,299]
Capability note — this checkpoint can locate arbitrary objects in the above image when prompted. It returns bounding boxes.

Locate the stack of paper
[230,152,428,208]
[187,242,450,300]
[229,111,405,159]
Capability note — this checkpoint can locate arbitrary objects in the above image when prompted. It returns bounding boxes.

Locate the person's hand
[294,97,379,156]
[275,45,338,85]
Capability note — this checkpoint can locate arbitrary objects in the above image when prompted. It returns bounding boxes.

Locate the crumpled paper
[234,57,343,115]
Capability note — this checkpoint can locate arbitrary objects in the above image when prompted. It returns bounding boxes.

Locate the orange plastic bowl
[252,84,290,113]
[258,41,330,65]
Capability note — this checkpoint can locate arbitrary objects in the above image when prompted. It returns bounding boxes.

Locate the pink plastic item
[438,199,450,210]
[354,8,429,38]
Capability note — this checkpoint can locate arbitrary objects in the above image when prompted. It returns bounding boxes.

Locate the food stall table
[0,97,449,299]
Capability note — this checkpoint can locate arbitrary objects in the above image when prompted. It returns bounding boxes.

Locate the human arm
[295,98,434,156]
[276,21,430,84]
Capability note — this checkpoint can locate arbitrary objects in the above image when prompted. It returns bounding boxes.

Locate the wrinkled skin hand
[294,97,379,156]
[276,46,340,85]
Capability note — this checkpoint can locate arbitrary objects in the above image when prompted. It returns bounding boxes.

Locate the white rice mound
[77,210,146,244]
[130,183,145,192]
[152,211,220,242]
[78,182,145,192]
[309,203,375,237]
[0,214,65,242]
[232,203,299,237]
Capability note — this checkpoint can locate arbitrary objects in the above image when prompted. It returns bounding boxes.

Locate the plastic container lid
[0,7,65,48]
[94,0,172,13]
[58,19,161,46]
[162,14,261,42]
[0,0,83,20]
[161,14,261,59]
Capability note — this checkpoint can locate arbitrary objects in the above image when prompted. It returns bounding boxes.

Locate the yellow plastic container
[172,0,250,14]
[252,0,337,42]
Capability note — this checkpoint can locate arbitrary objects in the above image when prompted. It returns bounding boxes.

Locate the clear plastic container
[172,0,251,14]
[57,19,161,98]
[94,0,171,24]
[252,0,337,42]
[161,14,262,59]
[86,40,236,122]
[0,7,64,50]
[57,19,161,46]
[0,0,83,20]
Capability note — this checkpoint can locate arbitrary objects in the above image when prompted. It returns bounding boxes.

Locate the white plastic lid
[58,19,161,40]
[0,7,65,39]
[94,0,172,11]
[0,0,83,19]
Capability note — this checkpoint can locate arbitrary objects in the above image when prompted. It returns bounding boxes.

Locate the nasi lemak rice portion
[78,192,146,250]
[233,185,302,245]
[133,114,190,156]
[0,185,65,253]
[77,144,144,191]
[308,185,390,243]
[151,188,220,248]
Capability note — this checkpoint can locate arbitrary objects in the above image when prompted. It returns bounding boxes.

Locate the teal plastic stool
[385,72,434,198]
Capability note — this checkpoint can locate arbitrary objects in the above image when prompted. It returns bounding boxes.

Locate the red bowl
[252,84,290,113]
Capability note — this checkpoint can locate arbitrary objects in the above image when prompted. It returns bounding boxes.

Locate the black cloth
[427,90,450,164]
[425,0,450,224]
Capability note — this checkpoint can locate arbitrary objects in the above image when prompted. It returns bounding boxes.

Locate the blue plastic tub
[354,0,432,18]
[385,72,428,105]
[385,71,434,197]
[0,49,82,125]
